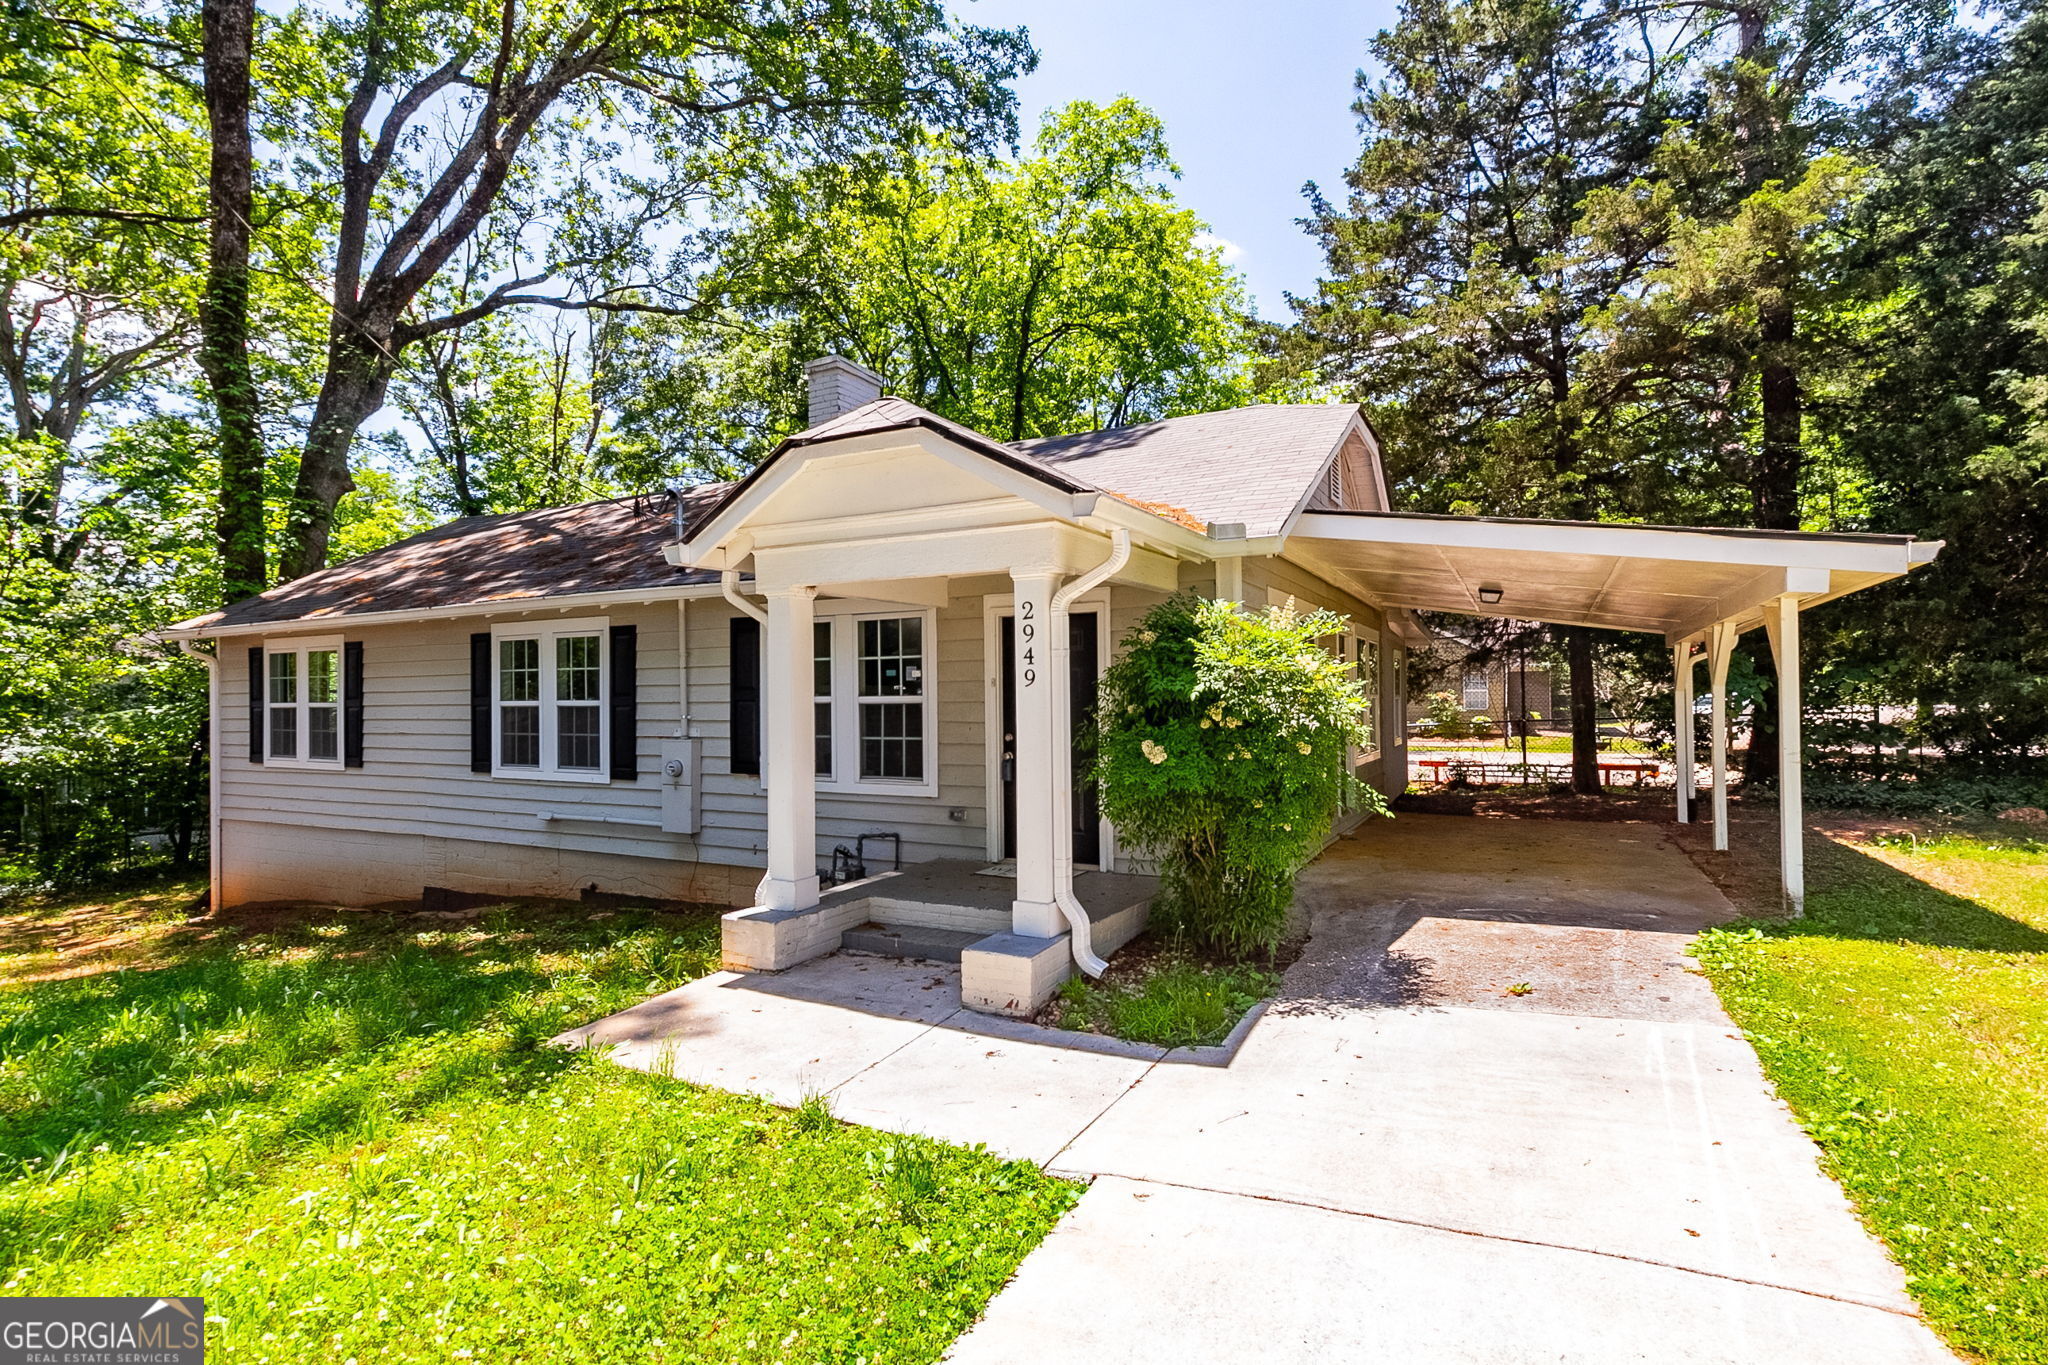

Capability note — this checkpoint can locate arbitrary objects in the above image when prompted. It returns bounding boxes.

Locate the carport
[1278,510,1944,913]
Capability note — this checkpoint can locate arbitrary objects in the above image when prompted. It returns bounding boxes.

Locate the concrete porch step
[841,923,987,963]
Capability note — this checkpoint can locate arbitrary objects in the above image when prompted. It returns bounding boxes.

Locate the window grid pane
[268,706,298,760]
[556,635,600,701]
[815,701,833,776]
[501,639,539,701]
[306,650,338,704]
[268,652,296,704]
[557,704,601,770]
[308,706,339,761]
[859,701,923,781]
[858,616,922,698]
[500,705,540,767]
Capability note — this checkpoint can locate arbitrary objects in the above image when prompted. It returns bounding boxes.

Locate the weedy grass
[1690,826,2048,1364]
[0,887,1080,1362]
[1052,949,1277,1049]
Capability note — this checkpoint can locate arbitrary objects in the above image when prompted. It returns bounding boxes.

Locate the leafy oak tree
[709,98,1256,441]
[265,0,1032,581]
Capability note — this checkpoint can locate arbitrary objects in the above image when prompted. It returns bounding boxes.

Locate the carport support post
[1672,641,1694,824]
[1765,595,1805,916]
[758,586,820,912]
[1008,568,1064,938]
[1708,621,1734,853]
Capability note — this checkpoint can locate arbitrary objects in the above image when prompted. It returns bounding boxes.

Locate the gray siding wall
[218,591,996,903]
[220,602,686,867]
[214,551,1404,903]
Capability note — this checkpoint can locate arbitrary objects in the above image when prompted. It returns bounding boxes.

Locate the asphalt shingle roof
[171,400,1360,633]
[168,488,726,633]
[1015,404,1359,539]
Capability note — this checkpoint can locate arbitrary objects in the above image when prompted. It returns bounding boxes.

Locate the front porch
[721,859,1158,1015]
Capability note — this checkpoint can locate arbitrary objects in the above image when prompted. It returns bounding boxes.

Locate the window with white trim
[1462,668,1489,710]
[1357,636,1381,754]
[265,637,343,767]
[857,614,925,782]
[813,619,833,777]
[491,618,608,780]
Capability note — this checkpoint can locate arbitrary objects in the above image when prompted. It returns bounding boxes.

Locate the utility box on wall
[659,738,702,835]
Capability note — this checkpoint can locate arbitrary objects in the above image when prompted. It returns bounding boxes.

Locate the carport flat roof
[1285,510,1942,643]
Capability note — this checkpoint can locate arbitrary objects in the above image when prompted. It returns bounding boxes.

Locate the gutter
[1049,528,1131,977]
[720,569,767,625]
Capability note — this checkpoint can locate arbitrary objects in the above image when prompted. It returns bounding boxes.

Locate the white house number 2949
[1019,600,1037,687]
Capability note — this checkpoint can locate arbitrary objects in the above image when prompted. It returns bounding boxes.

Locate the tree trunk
[1568,627,1600,795]
[199,0,265,603]
[278,332,385,580]
[1753,290,1802,530]
[1743,643,1780,786]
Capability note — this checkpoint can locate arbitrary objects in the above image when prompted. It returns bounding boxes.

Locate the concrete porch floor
[556,815,1956,1363]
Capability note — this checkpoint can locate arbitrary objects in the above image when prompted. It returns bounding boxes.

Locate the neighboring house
[163,355,1941,1015]
[1407,641,1559,730]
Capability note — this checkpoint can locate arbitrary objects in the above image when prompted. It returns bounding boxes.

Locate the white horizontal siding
[214,552,1393,900]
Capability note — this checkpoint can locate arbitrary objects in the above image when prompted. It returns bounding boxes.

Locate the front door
[1000,611,1101,866]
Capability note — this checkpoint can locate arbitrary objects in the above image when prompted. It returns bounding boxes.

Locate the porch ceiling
[1287,510,1941,643]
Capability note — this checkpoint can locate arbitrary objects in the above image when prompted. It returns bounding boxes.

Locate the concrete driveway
[561,815,1957,1364]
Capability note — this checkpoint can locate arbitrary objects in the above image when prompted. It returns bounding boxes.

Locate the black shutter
[247,646,265,763]
[608,623,637,781]
[729,614,761,775]
[343,640,365,768]
[469,632,492,773]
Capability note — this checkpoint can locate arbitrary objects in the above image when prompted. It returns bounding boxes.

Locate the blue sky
[968,0,1403,319]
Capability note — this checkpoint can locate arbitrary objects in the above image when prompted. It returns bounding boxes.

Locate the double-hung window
[492,619,608,780]
[1357,636,1381,755]
[1462,668,1489,710]
[857,615,925,782]
[265,637,343,767]
[798,608,936,796]
[814,620,834,777]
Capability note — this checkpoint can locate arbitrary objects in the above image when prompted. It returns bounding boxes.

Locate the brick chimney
[804,354,884,426]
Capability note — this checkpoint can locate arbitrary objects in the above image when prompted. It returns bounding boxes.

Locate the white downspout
[721,569,767,625]
[177,638,223,913]
[1049,528,1130,977]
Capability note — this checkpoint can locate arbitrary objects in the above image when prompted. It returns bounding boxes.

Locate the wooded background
[4,0,2043,885]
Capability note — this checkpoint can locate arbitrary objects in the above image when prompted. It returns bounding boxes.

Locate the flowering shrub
[1094,595,1383,957]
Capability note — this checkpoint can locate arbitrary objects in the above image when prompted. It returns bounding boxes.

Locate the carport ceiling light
[1477,585,1505,605]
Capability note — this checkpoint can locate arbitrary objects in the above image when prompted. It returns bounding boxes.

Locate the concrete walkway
[558,816,1957,1364]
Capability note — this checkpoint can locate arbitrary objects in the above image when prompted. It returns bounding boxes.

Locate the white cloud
[1195,231,1247,266]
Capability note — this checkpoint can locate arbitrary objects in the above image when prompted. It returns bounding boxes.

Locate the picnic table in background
[1413,757,1662,787]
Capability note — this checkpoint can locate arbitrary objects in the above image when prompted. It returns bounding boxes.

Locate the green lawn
[1690,826,2048,1363]
[0,885,1079,1362]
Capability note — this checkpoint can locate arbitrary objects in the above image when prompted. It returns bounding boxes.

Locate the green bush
[1094,595,1381,957]
[1425,689,1470,739]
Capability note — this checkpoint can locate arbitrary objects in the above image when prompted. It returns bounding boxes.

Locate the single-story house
[163,356,1941,1015]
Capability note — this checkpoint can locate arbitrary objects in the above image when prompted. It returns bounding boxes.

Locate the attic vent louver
[804,355,884,426]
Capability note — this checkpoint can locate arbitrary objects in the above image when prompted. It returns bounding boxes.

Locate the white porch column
[1673,641,1694,824]
[1215,555,1244,605]
[1708,620,1735,853]
[1765,595,1805,915]
[758,585,819,912]
[1009,569,1064,937]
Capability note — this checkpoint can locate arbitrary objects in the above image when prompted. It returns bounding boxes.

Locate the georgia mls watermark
[0,1297,204,1365]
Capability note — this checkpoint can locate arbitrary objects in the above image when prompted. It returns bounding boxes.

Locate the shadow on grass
[1758,835,2048,953]
[0,903,721,1206]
